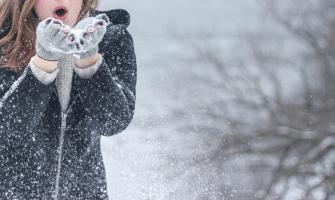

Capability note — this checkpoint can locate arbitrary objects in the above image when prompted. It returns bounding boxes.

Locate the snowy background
[97,0,335,200]
[97,0,260,199]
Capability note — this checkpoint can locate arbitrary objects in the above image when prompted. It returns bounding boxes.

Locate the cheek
[66,2,83,26]
[34,0,51,20]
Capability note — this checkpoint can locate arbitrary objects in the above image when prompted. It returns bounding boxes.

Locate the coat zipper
[52,87,80,200]
[52,112,67,200]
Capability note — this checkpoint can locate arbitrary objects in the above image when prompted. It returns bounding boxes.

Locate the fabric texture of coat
[0,9,137,200]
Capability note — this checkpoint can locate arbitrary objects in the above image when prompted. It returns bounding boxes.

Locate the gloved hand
[71,14,110,59]
[35,17,76,61]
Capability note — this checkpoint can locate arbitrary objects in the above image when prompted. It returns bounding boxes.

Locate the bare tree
[169,0,335,199]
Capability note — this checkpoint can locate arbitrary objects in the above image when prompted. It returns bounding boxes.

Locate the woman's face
[34,0,83,27]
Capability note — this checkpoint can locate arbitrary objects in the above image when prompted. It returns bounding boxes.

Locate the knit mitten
[36,17,75,61]
[71,14,110,59]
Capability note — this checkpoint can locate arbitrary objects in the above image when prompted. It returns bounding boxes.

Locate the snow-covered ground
[97,1,261,199]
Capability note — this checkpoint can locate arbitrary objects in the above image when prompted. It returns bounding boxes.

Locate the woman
[0,0,137,199]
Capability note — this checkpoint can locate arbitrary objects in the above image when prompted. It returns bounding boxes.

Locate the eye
[45,18,52,25]
[83,32,89,38]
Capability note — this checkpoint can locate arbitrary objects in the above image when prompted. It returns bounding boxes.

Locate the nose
[53,0,64,4]
[51,0,64,5]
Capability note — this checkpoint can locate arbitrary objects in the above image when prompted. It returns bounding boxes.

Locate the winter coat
[0,9,137,200]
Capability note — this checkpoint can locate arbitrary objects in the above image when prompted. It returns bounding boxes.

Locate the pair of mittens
[36,14,110,61]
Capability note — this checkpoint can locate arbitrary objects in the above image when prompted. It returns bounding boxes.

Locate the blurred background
[98,0,335,199]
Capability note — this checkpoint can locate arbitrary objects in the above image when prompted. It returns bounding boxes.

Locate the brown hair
[0,0,99,72]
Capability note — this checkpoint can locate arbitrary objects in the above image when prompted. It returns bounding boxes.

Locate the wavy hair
[0,0,99,72]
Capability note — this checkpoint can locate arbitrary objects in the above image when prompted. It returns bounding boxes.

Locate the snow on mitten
[36,17,76,61]
[71,14,110,59]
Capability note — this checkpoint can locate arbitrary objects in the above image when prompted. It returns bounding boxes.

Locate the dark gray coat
[0,9,137,199]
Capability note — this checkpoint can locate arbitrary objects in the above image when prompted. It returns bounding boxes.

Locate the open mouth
[55,9,66,17]
[53,6,68,20]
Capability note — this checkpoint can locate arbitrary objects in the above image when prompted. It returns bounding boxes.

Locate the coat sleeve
[0,64,56,134]
[72,24,137,136]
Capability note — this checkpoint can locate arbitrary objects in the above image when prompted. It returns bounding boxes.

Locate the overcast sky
[98,0,260,36]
